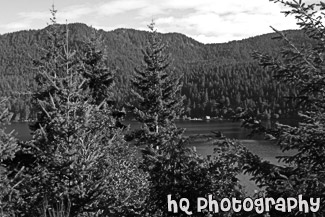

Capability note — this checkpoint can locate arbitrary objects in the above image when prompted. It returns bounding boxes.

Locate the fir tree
[130,21,184,147]
[77,31,115,106]
[77,31,126,127]
[130,23,246,217]
[0,98,21,217]
[12,7,149,216]
[245,0,325,216]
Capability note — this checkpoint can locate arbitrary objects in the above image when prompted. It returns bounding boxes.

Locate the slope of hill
[0,23,310,120]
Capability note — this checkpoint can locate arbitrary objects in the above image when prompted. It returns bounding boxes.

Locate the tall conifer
[78,31,115,106]
[14,6,148,216]
[130,21,184,147]
[130,22,246,217]
[244,0,325,216]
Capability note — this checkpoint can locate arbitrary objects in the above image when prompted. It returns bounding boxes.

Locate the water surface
[4,120,295,195]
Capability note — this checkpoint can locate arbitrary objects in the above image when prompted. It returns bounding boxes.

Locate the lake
[4,119,254,140]
[3,120,287,163]
[3,119,295,195]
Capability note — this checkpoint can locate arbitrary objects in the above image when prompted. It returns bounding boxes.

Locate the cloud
[18,11,49,20]
[188,34,228,44]
[0,0,310,43]
[154,0,300,43]
[19,4,94,23]
[93,0,300,43]
[97,0,148,16]
[0,22,31,32]
[59,5,94,20]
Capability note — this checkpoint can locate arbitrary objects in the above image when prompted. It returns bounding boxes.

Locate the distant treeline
[0,23,312,120]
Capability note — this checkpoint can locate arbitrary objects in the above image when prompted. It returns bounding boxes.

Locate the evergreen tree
[243,0,325,216]
[130,21,184,147]
[130,23,246,217]
[77,32,127,127]
[12,7,149,216]
[0,98,21,217]
[77,31,115,106]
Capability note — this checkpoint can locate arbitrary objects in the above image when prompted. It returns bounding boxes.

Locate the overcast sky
[0,0,320,44]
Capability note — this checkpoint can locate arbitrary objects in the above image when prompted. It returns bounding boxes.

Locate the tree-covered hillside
[0,23,312,120]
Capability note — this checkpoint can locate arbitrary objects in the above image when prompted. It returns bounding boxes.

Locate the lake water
[4,119,254,140]
[3,120,288,163]
[3,120,295,195]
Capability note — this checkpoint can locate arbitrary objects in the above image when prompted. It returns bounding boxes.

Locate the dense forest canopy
[0,23,312,120]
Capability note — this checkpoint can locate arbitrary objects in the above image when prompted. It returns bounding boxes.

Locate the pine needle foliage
[0,98,21,217]
[11,7,149,216]
[77,31,115,106]
[130,21,184,147]
[130,23,247,217]
[246,1,325,216]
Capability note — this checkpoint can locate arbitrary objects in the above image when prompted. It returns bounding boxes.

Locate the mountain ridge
[0,23,309,120]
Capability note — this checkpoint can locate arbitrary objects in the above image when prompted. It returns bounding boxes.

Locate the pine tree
[130,23,246,217]
[77,31,126,127]
[130,21,184,147]
[245,0,325,216]
[77,31,115,106]
[12,7,149,216]
[0,98,21,217]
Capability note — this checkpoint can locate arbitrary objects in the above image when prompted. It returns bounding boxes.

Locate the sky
[0,0,320,44]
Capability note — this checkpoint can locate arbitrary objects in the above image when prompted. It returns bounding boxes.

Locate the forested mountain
[0,23,311,121]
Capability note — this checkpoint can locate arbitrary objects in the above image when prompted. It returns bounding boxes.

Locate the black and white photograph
[0,0,324,216]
